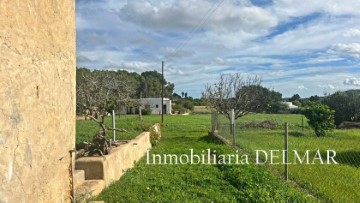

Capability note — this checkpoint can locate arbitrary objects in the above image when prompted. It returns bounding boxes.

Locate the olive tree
[76,70,137,119]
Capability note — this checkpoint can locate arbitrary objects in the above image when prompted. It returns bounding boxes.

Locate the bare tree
[76,114,128,158]
[202,73,262,120]
[76,71,138,118]
[76,71,137,156]
[76,71,112,118]
[109,74,138,116]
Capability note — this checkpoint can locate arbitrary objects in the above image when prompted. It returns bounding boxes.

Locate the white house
[141,98,172,114]
[118,98,172,115]
[282,102,299,109]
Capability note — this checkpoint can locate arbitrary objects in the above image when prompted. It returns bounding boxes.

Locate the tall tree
[289,94,301,102]
[76,70,114,117]
[140,71,174,98]
[202,73,262,120]
[309,95,320,102]
[238,85,283,113]
[76,67,175,115]
[323,90,360,126]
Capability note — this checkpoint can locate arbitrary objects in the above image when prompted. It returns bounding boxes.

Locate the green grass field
[76,115,154,149]
[217,113,360,202]
[85,115,314,202]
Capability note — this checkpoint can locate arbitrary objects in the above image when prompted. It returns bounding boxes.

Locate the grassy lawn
[89,114,313,202]
[217,113,360,202]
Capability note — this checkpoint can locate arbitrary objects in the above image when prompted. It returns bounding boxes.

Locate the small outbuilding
[141,98,172,114]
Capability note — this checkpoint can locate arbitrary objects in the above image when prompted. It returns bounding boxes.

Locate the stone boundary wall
[75,124,160,200]
[75,131,152,186]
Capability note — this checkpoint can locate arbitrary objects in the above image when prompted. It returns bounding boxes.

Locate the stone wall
[75,131,153,200]
[0,1,75,202]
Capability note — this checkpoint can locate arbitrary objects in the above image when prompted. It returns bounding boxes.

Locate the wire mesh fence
[211,111,360,202]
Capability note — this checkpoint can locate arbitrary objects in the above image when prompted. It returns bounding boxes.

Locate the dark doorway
[163,104,167,114]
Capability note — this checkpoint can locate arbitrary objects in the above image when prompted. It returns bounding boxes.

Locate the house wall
[164,100,172,114]
[141,98,172,114]
[0,1,75,202]
[281,102,299,109]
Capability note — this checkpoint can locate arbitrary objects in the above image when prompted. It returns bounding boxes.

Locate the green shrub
[141,107,152,115]
[351,112,360,122]
[182,100,194,110]
[172,104,186,114]
[302,102,335,136]
[240,120,279,129]
[323,90,360,125]
[134,122,152,132]
[149,124,161,146]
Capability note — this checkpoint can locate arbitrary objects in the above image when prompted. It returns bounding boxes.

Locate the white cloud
[344,28,360,37]
[165,65,185,76]
[343,77,360,86]
[117,0,278,33]
[272,0,360,19]
[245,16,360,56]
[298,85,307,90]
[197,30,260,49]
[104,61,152,73]
[76,0,360,98]
[318,84,336,89]
[303,55,343,64]
[227,56,288,66]
[161,47,194,59]
[331,43,360,58]
[213,57,226,65]
[76,55,92,63]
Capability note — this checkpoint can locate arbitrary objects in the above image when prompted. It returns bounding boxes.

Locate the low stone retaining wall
[339,121,360,129]
[74,124,160,201]
[208,130,231,145]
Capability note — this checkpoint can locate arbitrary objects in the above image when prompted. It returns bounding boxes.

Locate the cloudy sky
[76,0,360,98]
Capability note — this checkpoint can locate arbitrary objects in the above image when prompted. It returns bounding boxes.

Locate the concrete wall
[75,132,152,187]
[74,126,159,200]
[0,1,75,203]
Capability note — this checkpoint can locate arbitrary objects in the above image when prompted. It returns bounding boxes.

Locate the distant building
[119,98,172,115]
[141,98,172,114]
[282,102,299,109]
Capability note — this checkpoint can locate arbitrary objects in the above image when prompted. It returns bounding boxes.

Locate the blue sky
[76,0,360,98]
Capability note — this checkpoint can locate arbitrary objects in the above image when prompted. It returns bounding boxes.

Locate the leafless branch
[202,73,262,120]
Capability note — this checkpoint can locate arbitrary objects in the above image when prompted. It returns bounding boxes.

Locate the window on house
[156,104,159,108]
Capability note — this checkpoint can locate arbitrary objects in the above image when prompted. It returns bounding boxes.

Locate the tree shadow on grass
[335,151,360,168]
[197,134,226,145]
[76,142,86,150]
[289,132,306,137]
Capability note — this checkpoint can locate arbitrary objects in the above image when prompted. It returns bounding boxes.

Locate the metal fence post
[285,122,289,181]
[231,109,235,147]
[112,109,116,141]
[302,115,304,132]
[215,111,218,132]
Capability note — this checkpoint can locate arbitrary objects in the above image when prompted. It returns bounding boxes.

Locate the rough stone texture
[0,1,75,202]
